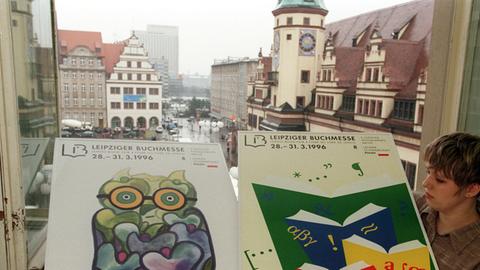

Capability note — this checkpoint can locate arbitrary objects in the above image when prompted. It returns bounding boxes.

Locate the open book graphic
[343,235,430,270]
[297,262,376,270]
[285,203,397,270]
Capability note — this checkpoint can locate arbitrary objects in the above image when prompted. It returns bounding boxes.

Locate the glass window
[301,70,310,83]
[124,102,134,109]
[459,1,480,134]
[136,88,146,95]
[149,88,159,95]
[287,17,293,25]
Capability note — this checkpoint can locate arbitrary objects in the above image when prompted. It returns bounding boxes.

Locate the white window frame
[0,1,28,267]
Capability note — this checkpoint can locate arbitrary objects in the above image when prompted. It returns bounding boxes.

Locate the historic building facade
[58,30,107,127]
[211,57,258,128]
[247,0,434,186]
[106,34,163,129]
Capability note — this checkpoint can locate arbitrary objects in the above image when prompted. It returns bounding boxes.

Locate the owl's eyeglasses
[97,186,197,211]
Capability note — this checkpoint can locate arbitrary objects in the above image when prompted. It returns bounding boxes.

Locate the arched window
[111,117,121,128]
[124,117,134,128]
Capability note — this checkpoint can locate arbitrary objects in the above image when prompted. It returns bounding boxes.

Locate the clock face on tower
[299,32,316,53]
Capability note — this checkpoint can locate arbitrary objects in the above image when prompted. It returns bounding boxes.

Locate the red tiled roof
[57,30,103,56]
[334,47,365,91]
[103,43,125,75]
[383,39,425,97]
[325,0,433,54]
[324,0,432,97]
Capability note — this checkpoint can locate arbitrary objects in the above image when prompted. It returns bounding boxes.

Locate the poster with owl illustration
[238,132,438,270]
[45,139,238,270]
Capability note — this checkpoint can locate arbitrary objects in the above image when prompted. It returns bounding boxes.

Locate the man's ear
[465,183,480,198]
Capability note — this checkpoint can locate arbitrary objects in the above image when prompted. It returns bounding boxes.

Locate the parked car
[61,131,72,138]
[80,131,95,138]
[168,128,179,135]
[101,129,112,138]
[123,131,138,138]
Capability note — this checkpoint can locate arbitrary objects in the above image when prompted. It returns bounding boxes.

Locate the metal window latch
[11,209,25,232]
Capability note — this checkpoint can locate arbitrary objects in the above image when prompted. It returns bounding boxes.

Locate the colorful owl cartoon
[92,169,215,270]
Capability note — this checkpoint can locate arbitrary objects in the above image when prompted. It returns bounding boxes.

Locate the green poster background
[253,182,431,269]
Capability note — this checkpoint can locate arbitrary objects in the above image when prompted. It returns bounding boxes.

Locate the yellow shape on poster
[343,235,430,270]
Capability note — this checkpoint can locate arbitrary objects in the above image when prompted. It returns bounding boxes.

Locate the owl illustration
[92,169,215,270]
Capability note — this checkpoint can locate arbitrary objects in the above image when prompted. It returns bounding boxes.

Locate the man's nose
[422,175,431,189]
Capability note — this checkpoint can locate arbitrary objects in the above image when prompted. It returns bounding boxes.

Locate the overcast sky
[55,0,413,75]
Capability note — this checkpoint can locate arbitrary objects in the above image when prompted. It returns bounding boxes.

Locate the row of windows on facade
[314,94,422,122]
[277,16,324,28]
[64,112,104,121]
[264,91,421,122]
[63,57,102,66]
[116,73,154,81]
[63,83,103,92]
[63,71,103,80]
[110,87,159,95]
[317,67,385,83]
[110,117,159,129]
[63,97,103,106]
[125,61,144,68]
[319,67,427,84]
[110,102,159,110]
[300,66,425,85]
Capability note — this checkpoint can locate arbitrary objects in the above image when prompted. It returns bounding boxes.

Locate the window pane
[460,1,480,134]
[10,0,59,263]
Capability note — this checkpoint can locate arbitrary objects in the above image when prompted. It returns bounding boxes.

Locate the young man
[416,132,480,270]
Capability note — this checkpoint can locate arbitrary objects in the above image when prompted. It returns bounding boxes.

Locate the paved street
[153,118,232,167]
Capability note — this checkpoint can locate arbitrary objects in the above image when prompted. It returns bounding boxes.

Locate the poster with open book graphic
[45,139,238,270]
[238,132,438,270]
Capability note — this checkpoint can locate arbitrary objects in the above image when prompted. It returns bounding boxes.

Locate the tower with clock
[266,0,328,130]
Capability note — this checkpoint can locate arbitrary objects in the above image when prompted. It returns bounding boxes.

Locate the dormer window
[352,38,357,47]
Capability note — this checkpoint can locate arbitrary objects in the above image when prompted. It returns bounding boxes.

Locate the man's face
[422,163,467,213]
